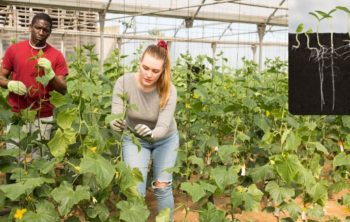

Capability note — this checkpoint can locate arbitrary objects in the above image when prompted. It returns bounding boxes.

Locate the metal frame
[1,27,287,47]
[3,0,288,26]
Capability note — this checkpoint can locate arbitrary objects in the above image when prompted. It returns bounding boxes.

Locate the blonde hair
[141,44,171,109]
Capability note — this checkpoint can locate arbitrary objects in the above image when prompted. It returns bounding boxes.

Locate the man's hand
[38,58,55,81]
[135,124,153,138]
[110,119,126,132]
[7,80,27,95]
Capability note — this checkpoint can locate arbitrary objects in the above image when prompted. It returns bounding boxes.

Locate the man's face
[29,19,51,46]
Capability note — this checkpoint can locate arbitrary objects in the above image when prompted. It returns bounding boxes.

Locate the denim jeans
[122,131,179,220]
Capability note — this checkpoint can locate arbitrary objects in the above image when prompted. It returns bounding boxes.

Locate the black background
[289,33,350,115]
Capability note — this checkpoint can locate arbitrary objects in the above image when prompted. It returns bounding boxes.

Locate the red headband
[157,40,168,51]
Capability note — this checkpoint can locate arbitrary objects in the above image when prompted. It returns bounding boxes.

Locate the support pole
[0,40,3,57]
[99,12,105,74]
[60,34,65,56]
[251,44,257,63]
[211,42,217,71]
[257,24,266,73]
[117,37,122,50]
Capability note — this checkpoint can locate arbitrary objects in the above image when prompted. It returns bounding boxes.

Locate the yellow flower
[14,208,27,220]
[185,103,192,109]
[74,166,81,172]
[265,111,271,117]
[90,147,97,153]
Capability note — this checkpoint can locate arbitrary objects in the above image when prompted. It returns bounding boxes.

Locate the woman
[110,40,178,220]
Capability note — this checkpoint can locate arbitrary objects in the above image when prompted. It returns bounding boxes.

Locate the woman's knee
[152,180,173,195]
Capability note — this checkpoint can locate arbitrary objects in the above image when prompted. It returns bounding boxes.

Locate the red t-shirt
[2,40,68,117]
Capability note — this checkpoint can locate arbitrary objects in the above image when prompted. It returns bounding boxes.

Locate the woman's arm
[152,84,177,139]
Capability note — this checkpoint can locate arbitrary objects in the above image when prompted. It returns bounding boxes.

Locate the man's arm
[50,75,67,95]
[0,67,11,89]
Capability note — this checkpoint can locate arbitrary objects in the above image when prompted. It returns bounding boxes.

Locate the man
[0,13,68,151]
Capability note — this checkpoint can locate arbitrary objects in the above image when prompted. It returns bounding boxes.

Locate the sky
[289,0,350,33]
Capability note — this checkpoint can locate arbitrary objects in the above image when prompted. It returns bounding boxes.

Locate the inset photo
[289,0,350,114]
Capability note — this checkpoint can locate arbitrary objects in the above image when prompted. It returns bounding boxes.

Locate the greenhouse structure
[1,0,349,222]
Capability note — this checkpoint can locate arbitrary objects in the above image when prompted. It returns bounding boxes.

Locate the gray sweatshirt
[111,73,177,140]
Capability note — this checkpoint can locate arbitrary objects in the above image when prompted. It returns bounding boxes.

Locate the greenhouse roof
[4,0,288,27]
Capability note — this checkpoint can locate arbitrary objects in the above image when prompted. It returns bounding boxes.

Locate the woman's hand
[110,119,126,132]
[135,124,153,138]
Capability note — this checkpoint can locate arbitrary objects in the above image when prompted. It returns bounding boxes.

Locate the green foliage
[23,200,60,222]
[265,181,295,205]
[0,43,347,221]
[51,181,90,216]
[155,208,171,222]
[199,202,229,222]
[116,200,150,222]
[231,184,264,211]
[80,155,115,189]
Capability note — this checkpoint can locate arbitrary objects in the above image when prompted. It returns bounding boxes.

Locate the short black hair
[31,13,52,30]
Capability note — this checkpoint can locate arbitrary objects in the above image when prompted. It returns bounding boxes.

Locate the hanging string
[236,4,241,70]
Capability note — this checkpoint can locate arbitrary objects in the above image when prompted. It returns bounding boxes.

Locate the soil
[289,33,350,115]
[146,189,350,222]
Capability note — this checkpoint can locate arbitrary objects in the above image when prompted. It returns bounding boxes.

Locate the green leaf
[281,128,290,145]
[105,113,124,125]
[56,108,77,129]
[242,97,257,110]
[80,155,115,189]
[180,182,207,202]
[280,201,301,221]
[86,203,110,222]
[49,91,66,108]
[48,128,76,158]
[0,191,4,209]
[249,164,275,183]
[155,208,170,222]
[284,131,301,151]
[231,184,263,211]
[243,184,264,211]
[237,131,250,142]
[274,154,303,183]
[333,152,350,169]
[315,10,330,18]
[305,28,313,34]
[254,115,271,132]
[342,116,350,128]
[199,181,217,193]
[23,200,59,222]
[341,194,350,209]
[36,74,52,87]
[336,6,350,14]
[306,181,328,205]
[265,181,295,205]
[308,142,329,154]
[0,148,22,158]
[20,107,37,123]
[306,204,324,219]
[199,202,229,222]
[210,166,238,191]
[309,12,320,21]
[115,162,143,200]
[329,180,349,193]
[0,177,54,200]
[51,181,90,216]
[296,23,304,33]
[188,155,204,170]
[217,145,238,164]
[116,200,150,222]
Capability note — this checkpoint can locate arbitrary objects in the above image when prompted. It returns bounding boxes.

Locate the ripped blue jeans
[122,131,179,220]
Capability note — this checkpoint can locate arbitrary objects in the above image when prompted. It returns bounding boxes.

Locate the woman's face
[139,53,164,89]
